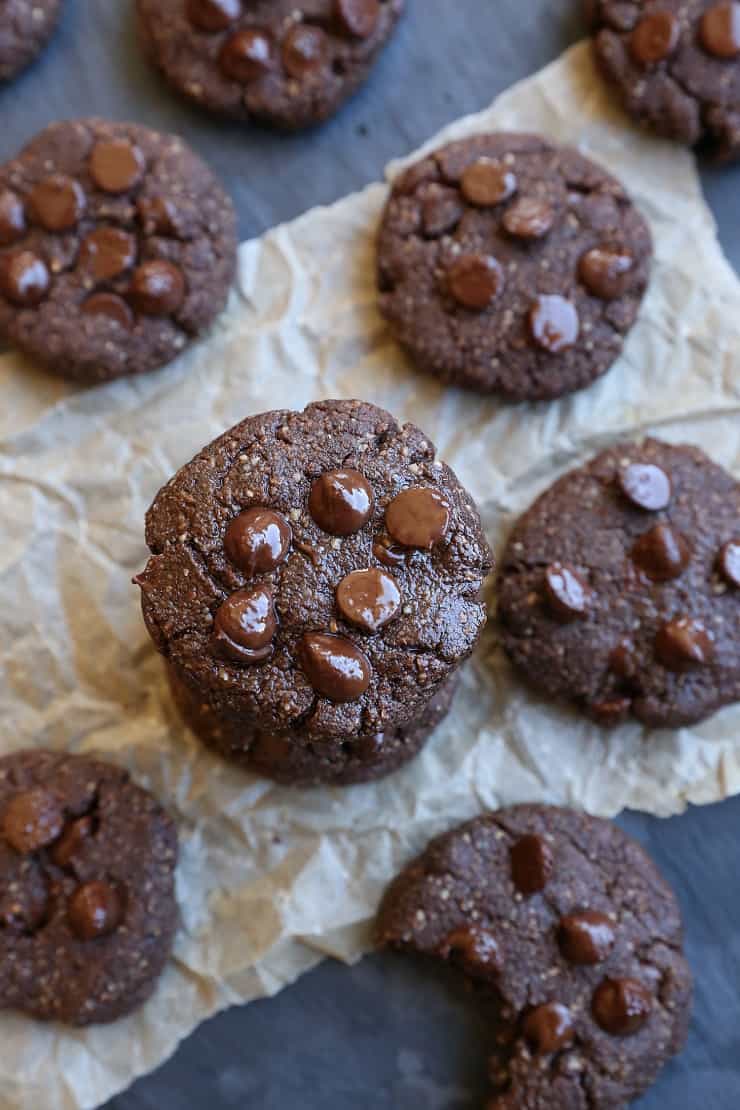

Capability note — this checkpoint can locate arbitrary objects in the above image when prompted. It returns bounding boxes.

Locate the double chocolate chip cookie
[0,749,178,1025]
[588,1,740,160]
[0,0,62,83]
[497,439,740,727]
[136,399,493,785]
[377,805,693,1108]
[0,118,237,384]
[377,133,652,401]
[137,0,405,130]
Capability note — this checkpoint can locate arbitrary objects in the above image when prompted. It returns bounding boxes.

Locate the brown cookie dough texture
[136,0,405,130]
[136,399,493,785]
[0,0,62,82]
[588,0,740,160]
[0,750,178,1025]
[0,118,237,384]
[376,806,693,1109]
[497,439,740,727]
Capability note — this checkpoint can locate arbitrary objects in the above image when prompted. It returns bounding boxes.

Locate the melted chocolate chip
[68,880,123,941]
[282,24,328,78]
[510,834,554,895]
[336,568,402,633]
[0,189,26,246]
[522,1002,576,1054]
[82,292,134,329]
[448,252,504,310]
[421,187,464,237]
[460,159,517,207]
[212,585,277,664]
[79,227,137,282]
[128,260,185,316]
[544,563,591,621]
[579,246,635,300]
[138,196,178,237]
[631,523,690,581]
[335,0,380,38]
[220,28,276,82]
[630,12,680,65]
[503,197,555,240]
[609,637,637,680]
[187,0,242,32]
[618,462,671,511]
[700,2,740,58]
[529,295,579,353]
[592,977,652,1036]
[309,469,373,535]
[297,632,371,701]
[442,925,502,978]
[51,816,95,869]
[224,507,292,576]
[718,540,740,588]
[558,911,616,965]
[655,618,715,671]
[385,486,450,550]
[0,250,50,307]
[90,139,146,194]
[2,789,64,855]
[373,535,407,568]
[29,175,86,233]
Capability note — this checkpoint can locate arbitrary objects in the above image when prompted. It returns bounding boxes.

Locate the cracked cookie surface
[0,0,62,83]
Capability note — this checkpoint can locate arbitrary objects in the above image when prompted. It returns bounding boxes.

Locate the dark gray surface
[1,2,738,1107]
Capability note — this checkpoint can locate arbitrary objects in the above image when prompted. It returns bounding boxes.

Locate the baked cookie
[588,1,740,161]
[497,439,740,727]
[377,133,652,401]
[376,806,693,1109]
[136,400,492,782]
[136,0,405,130]
[0,749,178,1025]
[0,118,237,384]
[0,0,62,83]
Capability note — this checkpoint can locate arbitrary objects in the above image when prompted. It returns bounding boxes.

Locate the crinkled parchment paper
[0,40,738,1110]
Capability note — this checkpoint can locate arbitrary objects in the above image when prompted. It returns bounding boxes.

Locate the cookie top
[136,399,492,744]
[0,749,178,1025]
[377,133,652,402]
[0,0,62,82]
[588,1,740,161]
[136,0,405,130]
[0,118,237,384]
[376,805,692,1109]
[497,439,740,728]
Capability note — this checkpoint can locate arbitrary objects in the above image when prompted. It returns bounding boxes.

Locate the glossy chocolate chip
[700,2,740,58]
[282,24,328,78]
[336,568,401,633]
[29,175,86,232]
[212,585,277,664]
[68,880,122,941]
[631,523,690,582]
[718,540,740,588]
[610,637,637,680]
[128,260,185,316]
[220,28,275,82]
[529,295,579,353]
[558,911,616,965]
[655,618,715,671]
[544,563,591,621]
[82,292,134,329]
[0,250,50,307]
[503,197,555,240]
[2,788,64,855]
[421,188,464,237]
[0,189,26,246]
[592,977,652,1036]
[309,469,373,535]
[522,1003,576,1054]
[442,926,502,978]
[297,632,372,701]
[372,535,407,568]
[510,834,554,895]
[187,0,241,32]
[51,816,95,869]
[579,246,635,300]
[385,486,450,550]
[460,159,517,207]
[335,0,380,38]
[448,252,504,310]
[138,196,178,237]
[618,462,671,511]
[79,227,137,282]
[90,139,146,194]
[630,12,680,65]
[224,508,292,576]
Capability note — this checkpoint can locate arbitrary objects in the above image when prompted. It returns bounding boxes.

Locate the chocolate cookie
[588,1,740,161]
[497,439,740,727]
[0,118,237,384]
[136,400,492,782]
[0,0,62,82]
[376,806,692,1108]
[0,749,178,1025]
[376,133,652,402]
[136,0,405,130]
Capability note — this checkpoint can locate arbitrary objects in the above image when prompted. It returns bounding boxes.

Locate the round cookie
[136,0,405,131]
[0,118,237,384]
[497,438,740,727]
[587,1,740,161]
[0,749,178,1025]
[377,132,652,402]
[136,400,493,775]
[376,806,693,1109]
[0,0,62,83]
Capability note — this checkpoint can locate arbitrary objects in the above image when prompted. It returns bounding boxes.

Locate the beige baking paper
[0,40,738,1110]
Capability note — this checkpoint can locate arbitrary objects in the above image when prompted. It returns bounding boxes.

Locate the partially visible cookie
[0,750,178,1025]
[377,133,652,401]
[136,0,405,130]
[496,439,740,727]
[376,806,693,1109]
[0,0,62,83]
[588,0,740,161]
[0,118,237,384]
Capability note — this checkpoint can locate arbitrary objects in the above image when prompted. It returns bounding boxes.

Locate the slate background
[1,1,738,1107]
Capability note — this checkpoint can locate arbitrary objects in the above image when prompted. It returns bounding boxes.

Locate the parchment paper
[0,41,738,1110]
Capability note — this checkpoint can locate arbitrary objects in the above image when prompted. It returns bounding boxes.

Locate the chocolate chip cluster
[629,3,740,66]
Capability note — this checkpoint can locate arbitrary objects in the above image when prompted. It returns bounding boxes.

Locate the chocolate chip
[187,0,241,32]
[297,632,372,701]
[609,637,637,679]
[590,696,632,724]
[82,292,134,329]
[503,197,555,240]
[224,507,292,576]
[89,139,146,194]
[128,260,186,316]
[336,568,401,633]
[618,462,671,511]
[441,926,502,978]
[522,1003,575,1054]
[448,252,504,310]
[579,246,635,300]
[631,523,690,581]
[220,28,276,82]
[79,227,137,282]
[0,250,50,307]
[529,295,579,353]
[212,585,277,664]
[51,816,95,869]
[558,911,616,965]
[655,618,715,671]
[0,189,26,246]
[29,175,86,232]
[138,196,178,237]
[309,469,373,535]
[421,187,464,237]
[68,880,122,941]
[460,159,517,207]
[718,540,740,588]
[282,24,328,78]
[372,535,407,568]
[385,486,450,550]
[700,2,740,58]
[544,563,591,621]
[2,788,64,855]
[510,833,554,895]
[630,12,680,65]
[335,0,380,38]
[592,977,652,1036]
